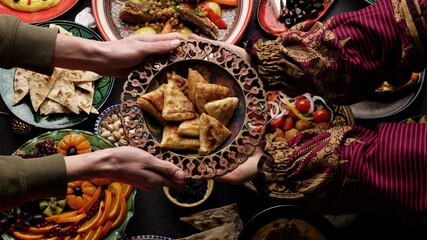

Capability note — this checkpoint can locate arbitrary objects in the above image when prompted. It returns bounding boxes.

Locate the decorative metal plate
[120,40,267,179]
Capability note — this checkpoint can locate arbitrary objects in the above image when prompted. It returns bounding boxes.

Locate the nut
[98,107,129,146]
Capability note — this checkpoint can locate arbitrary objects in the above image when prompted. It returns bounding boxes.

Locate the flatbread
[29,68,61,112]
[198,113,231,156]
[141,84,166,111]
[177,116,200,138]
[59,69,101,82]
[162,79,197,121]
[12,68,31,105]
[137,97,168,126]
[46,70,79,114]
[39,99,71,115]
[75,88,94,115]
[159,125,200,151]
[74,81,94,93]
[179,203,241,231]
[195,82,230,114]
[205,97,239,126]
[187,68,208,106]
[178,203,243,240]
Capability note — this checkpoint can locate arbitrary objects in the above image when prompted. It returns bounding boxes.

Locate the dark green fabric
[0,14,57,75]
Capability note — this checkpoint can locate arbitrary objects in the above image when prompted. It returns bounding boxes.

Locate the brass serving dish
[120,40,267,179]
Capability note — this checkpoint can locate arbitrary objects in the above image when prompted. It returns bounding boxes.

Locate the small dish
[163,179,214,207]
[238,205,339,240]
[257,0,335,36]
[94,104,129,147]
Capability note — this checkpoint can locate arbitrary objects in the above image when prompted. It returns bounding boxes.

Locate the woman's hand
[65,146,187,191]
[53,33,185,77]
[214,146,264,184]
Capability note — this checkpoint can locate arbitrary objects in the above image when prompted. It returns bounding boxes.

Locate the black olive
[284,18,295,28]
[314,2,324,11]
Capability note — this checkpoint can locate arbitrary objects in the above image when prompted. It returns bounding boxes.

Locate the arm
[0,146,185,211]
[0,14,184,77]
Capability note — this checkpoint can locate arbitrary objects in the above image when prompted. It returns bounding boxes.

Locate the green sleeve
[0,154,67,206]
[0,14,58,75]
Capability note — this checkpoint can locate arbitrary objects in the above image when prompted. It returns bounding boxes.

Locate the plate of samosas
[120,40,267,179]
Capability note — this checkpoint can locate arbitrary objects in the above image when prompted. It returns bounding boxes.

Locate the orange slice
[91,225,104,240]
[77,186,101,214]
[111,193,127,229]
[101,220,114,238]
[56,213,87,223]
[12,230,44,240]
[45,210,78,222]
[121,183,133,199]
[96,189,112,227]
[81,229,96,240]
[107,182,122,219]
[90,178,112,186]
[77,200,104,233]
[26,224,57,234]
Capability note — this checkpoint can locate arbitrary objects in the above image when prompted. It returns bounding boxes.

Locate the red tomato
[313,109,330,123]
[281,116,294,131]
[295,98,311,113]
[269,116,284,128]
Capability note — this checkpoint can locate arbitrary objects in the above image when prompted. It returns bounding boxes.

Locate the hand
[214,146,264,184]
[65,146,187,191]
[53,33,185,77]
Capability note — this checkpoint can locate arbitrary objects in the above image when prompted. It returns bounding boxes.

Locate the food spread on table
[119,0,236,39]
[12,24,102,116]
[266,91,333,142]
[0,133,133,240]
[0,0,61,12]
[137,67,238,156]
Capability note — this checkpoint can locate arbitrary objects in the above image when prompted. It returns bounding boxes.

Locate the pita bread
[187,68,208,106]
[178,223,241,240]
[195,82,230,114]
[141,84,166,111]
[205,97,238,126]
[39,99,72,115]
[198,113,231,156]
[159,125,200,151]
[60,69,101,82]
[74,81,94,93]
[12,68,31,105]
[75,88,94,115]
[46,70,79,114]
[162,79,197,121]
[29,68,61,112]
[137,97,168,126]
[49,24,73,36]
[177,116,200,138]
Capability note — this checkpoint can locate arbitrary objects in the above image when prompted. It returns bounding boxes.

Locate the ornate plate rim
[120,39,268,179]
[0,20,115,129]
[0,0,78,24]
[91,0,253,44]
[1,129,136,240]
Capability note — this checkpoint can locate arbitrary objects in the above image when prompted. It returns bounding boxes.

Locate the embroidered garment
[248,0,427,105]
[256,123,427,215]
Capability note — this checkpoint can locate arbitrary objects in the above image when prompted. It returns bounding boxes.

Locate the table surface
[2,0,427,239]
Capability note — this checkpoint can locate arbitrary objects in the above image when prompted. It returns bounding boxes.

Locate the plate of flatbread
[0,20,114,129]
[120,40,267,179]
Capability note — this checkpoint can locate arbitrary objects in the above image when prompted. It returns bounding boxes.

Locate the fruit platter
[0,129,135,240]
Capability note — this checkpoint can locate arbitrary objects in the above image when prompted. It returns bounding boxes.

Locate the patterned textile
[248,0,427,105]
[255,123,427,215]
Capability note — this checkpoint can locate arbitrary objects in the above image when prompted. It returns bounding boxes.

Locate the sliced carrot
[209,0,237,6]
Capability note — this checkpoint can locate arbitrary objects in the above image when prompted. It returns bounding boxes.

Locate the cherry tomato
[313,108,330,123]
[281,116,294,131]
[295,98,311,113]
[269,116,284,128]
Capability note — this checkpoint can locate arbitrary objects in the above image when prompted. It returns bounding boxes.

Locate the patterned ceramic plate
[0,0,78,23]
[0,20,114,129]
[350,69,425,119]
[120,39,267,179]
[1,129,136,240]
[91,0,253,43]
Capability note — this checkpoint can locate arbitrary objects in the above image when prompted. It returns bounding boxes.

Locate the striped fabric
[332,123,427,215]
[250,0,427,105]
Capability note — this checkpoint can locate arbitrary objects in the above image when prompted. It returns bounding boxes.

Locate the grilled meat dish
[177,3,218,39]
